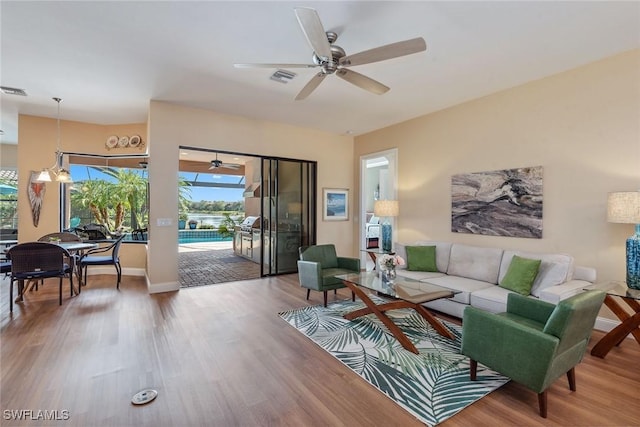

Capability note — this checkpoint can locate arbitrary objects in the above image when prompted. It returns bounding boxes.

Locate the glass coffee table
[583,281,640,358]
[361,248,393,270]
[335,272,459,354]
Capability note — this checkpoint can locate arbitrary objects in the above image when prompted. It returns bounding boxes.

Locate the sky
[70,166,244,202]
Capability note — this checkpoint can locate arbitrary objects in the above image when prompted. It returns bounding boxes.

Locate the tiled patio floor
[178,241,260,287]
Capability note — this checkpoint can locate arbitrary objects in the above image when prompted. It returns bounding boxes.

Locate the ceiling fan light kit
[234,7,427,100]
[210,152,240,170]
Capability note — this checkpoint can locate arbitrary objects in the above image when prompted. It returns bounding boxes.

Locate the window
[0,169,18,240]
[64,154,149,242]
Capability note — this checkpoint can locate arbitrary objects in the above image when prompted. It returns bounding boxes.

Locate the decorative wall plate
[129,135,142,147]
[118,136,130,147]
[106,135,119,149]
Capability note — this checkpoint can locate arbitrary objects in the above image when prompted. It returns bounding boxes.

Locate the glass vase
[382,268,396,283]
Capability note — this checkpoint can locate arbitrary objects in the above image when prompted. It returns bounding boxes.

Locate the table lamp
[374,200,399,252]
[607,191,640,289]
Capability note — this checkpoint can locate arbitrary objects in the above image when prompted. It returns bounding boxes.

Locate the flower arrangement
[378,253,405,271]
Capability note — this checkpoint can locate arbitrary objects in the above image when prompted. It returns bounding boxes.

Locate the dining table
[56,241,99,295]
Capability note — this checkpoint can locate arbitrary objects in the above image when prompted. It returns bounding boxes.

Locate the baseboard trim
[593,316,630,338]
[148,281,179,294]
[83,267,146,277]
[82,267,178,294]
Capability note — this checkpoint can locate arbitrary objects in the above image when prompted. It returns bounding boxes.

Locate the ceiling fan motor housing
[313,42,345,74]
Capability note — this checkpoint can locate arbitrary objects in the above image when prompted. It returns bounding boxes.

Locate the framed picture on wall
[323,188,349,221]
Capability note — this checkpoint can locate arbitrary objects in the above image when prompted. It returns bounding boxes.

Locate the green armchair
[297,244,360,307]
[461,290,605,418]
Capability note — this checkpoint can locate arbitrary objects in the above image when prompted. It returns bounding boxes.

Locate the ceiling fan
[234,7,427,100]
[209,153,240,170]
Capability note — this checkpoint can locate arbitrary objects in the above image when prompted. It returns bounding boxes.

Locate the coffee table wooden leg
[342,281,419,354]
[413,304,455,340]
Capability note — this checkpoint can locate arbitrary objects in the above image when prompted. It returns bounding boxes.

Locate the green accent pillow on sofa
[406,245,438,272]
[499,255,542,296]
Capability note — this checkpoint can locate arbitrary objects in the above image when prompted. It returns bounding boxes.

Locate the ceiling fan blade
[234,63,316,69]
[294,7,332,61]
[339,37,427,67]
[295,72,327,100]
[336,69,389,95]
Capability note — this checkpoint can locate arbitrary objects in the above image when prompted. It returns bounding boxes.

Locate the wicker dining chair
[38,232,82,243]
[6,242,74,312]
[34,232,82,291]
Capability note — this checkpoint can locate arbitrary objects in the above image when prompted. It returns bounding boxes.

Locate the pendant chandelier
[36,97,73,183]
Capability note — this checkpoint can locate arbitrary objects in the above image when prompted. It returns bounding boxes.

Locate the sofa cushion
[424,275,494,305]
[470,286,516,314]
[498,250,574,297]
[396,270,445,281]
[395,241,452,272]
[499,255,541,296]
[446,244,504,284]
[406,245,437,272]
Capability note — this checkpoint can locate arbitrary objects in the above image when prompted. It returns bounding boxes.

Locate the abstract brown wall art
[451,166,543,238]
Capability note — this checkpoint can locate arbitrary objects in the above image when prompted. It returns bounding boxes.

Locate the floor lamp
[607,191,640,289]
[374,200,399,252]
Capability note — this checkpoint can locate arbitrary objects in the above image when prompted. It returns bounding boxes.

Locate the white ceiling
[1,1,639,145]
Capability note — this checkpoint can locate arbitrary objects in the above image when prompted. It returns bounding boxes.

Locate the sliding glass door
[261,158,316,275]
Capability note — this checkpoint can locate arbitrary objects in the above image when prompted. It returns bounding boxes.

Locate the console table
[584,281,640,358]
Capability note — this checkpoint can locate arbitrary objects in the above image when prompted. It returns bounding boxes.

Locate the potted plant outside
[178,213,188,230]
[188,219,198,230]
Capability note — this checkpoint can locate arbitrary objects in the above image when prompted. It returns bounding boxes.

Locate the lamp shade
[607,192,640,223]
[374,200,399,217]
[36,169,52,182]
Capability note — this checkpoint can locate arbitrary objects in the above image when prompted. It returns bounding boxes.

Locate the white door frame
[359,148,398,269]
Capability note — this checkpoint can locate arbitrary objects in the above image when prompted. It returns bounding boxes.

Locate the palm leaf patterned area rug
[279,297,509,426]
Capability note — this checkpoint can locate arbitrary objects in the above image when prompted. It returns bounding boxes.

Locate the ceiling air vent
[0,86,27,96]
[270,69,296,84]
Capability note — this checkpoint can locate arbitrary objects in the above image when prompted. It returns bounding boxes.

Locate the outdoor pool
[178,230,233,244]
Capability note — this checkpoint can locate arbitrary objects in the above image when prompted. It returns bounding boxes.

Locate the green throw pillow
[499,255,542,296]
[406,246,437,272]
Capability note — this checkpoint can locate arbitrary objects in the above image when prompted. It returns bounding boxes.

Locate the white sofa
[393,241,596,318]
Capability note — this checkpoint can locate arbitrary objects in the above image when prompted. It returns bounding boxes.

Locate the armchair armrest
[538,280,591,305]
[462,306,559,392]
[337,256,360,272]
[297,260,323,291]
[506,293,555,325]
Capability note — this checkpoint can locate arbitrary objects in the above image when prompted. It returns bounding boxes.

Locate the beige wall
[354,49,640,284]
[147,101,355,292]
[16,115,148,268]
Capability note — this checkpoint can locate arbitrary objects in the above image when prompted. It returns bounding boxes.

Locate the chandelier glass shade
[36,97,73,183]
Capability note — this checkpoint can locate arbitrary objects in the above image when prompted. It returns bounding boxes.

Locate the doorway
[360,149,398,270]
[261,158,316,276]
[177,147,316,286]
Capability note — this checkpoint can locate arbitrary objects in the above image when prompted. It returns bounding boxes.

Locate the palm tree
[71,179,111,225]
[102,168,148,230]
